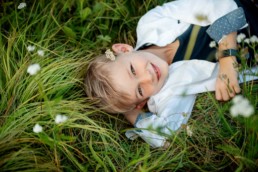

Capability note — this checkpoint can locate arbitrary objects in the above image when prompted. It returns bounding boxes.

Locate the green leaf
[60,134,76,142]
[63,26,76,39]
[80,7,92,21]
[97,35,111,43]
[38,133,54,149]
[216,144,241,156]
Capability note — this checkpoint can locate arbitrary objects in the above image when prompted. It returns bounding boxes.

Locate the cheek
[143,85,157,97]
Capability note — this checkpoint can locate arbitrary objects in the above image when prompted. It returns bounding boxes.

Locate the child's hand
[216,31,240,101]
[215,57,240,101]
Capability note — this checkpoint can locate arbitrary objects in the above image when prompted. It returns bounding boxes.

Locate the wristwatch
[221,49,238,57]
[216,49,240,62]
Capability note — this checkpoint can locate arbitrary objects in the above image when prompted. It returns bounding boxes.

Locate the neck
[143,40,179,65]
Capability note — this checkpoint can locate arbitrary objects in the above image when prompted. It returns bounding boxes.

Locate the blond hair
[84,54,135,113]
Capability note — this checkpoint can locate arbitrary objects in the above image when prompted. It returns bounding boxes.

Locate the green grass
[0,0,257,171]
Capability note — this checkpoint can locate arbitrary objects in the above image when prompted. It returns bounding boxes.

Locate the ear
[112,44,134,55]
[135,99,148,110]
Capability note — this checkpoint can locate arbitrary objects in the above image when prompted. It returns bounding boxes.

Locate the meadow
[0,0,257,171]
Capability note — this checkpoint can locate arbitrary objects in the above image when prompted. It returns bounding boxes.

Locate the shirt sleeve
[206,7,247,43]
[125,107,191,148]
[142,0,239,26]
[135,0,239,50]
[125,112,167,148]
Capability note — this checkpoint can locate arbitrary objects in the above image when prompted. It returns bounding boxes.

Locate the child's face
[108,51,169,107]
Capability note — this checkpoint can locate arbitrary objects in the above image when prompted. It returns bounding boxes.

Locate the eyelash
[131,64,143,97]
[138,87,143,96]
[130,64,136,75]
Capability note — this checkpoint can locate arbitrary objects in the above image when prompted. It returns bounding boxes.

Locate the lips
[151,63,161,81]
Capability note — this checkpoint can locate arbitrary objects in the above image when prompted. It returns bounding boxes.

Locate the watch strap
[217,49,240,63]
[222,49,238,57]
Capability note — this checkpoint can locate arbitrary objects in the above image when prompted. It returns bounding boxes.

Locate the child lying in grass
[84,0,258,148]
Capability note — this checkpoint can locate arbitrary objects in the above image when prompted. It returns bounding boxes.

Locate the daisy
[27,63,41,75]
[18,2,26,9]
[236,33,246,43]
[250,35,258,43]
[244,38,250,44]
[55,114,68,124]
[27,45,36,52]
[186,125,193,137]
[37,50,45,57]
[230,95,254,118]
[209,41,216,48]
[33,123,43,133]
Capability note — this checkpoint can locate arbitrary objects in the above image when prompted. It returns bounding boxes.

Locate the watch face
[223,50,230,57]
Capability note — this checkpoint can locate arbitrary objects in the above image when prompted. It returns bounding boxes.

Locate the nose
[138,70,153,84]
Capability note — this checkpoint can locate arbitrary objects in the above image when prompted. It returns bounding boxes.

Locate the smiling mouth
[151,63,161,81]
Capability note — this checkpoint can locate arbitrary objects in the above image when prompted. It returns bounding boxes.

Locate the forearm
[218,32,237,51]
[218,32,238,65]
[215,32,240,100]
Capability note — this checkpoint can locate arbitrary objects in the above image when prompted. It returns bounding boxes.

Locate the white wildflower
[55,114,68,124]
[244,38,250,44]
[37,50,44,57]
[27,45,36,52]
[242,105,254,117]
[186,125,193,137]
[230,95,254,118]
[230,105,239,117]
[18,2,26,9]
[232,95,244,104]
[33,123,43,133]
[237,33,246,43]
[105,49,116,61]
[27,63,41,75]
[209,41,216,48]
[250,35,258,43]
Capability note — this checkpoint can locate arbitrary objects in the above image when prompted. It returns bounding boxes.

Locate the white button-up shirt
[126,0,256,148]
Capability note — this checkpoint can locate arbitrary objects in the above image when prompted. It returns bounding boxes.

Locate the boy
[84,0,257,147]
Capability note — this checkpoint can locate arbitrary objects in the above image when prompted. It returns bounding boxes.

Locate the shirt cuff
[134,112,155,132]
[206,7,247,43]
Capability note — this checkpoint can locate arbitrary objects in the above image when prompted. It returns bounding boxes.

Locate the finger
[233,84,241,94]
[228,85,235,98]
[229,91,235,98]
[221,88,230,101]
[215,88,222,101]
